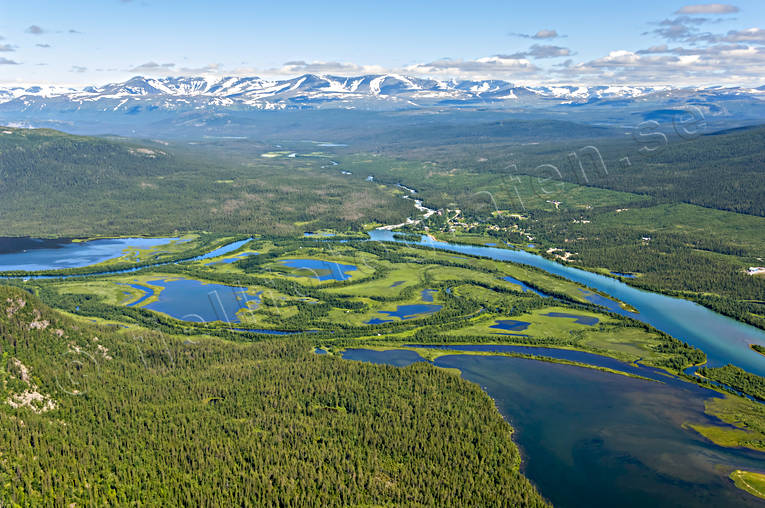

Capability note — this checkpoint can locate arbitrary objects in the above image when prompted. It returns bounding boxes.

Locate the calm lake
[280,258,357,281]
[343,348,765,507]
[0,237,185,272]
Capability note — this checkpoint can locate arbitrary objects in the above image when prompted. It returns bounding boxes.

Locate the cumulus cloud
[553,43,765,85]
[36,43,51,48]
[70,65,87,73]
[0,44,16,52]
[604,6,765,85]
[0,57,19,65]
[675,3,739,14]
[25,25,44,35]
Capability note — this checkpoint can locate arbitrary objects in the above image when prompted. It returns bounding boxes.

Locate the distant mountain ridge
[1,74,763,113]
[2,74,764,138]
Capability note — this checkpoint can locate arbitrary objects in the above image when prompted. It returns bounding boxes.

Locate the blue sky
[1,1,764,86]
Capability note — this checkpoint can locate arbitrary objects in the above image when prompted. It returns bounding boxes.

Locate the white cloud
[503,44,572,59]
[533,29,559,39]
[404,56,539,79]
[553,44,765,85]
[675,4,739,14]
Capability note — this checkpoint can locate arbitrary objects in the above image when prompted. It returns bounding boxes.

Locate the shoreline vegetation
[0,234,247,278]
[686,395,765,453]
[730,470,765,500]
[337,344,662,383]
[697,364,765,402]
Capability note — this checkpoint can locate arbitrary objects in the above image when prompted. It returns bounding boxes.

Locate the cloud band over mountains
[3,3,763,86]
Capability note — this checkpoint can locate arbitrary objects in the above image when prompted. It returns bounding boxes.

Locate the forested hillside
[0,127,414,237]
[373,122,765,217]
[515,125,765,217]
[348,119,621,150]
[0,128,180,186]
[0,285,547,506]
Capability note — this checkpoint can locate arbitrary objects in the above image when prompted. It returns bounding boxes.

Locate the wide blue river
[368,230,765,376]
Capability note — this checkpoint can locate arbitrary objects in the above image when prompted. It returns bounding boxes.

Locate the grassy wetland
[24,237,705,374]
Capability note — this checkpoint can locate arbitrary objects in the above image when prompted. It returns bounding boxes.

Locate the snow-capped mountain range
[1,74,763,112]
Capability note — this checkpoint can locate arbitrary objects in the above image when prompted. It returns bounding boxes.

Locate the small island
[730,470,765,500]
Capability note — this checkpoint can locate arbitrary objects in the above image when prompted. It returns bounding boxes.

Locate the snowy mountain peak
[0,74,762,114]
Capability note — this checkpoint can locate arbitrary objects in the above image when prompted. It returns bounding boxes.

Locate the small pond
[280,259,357,281]
[127,278,261,323]
[421,289,437,302]
[543,312,599,325]
[490,319,532,332]
[364,303,442,325]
